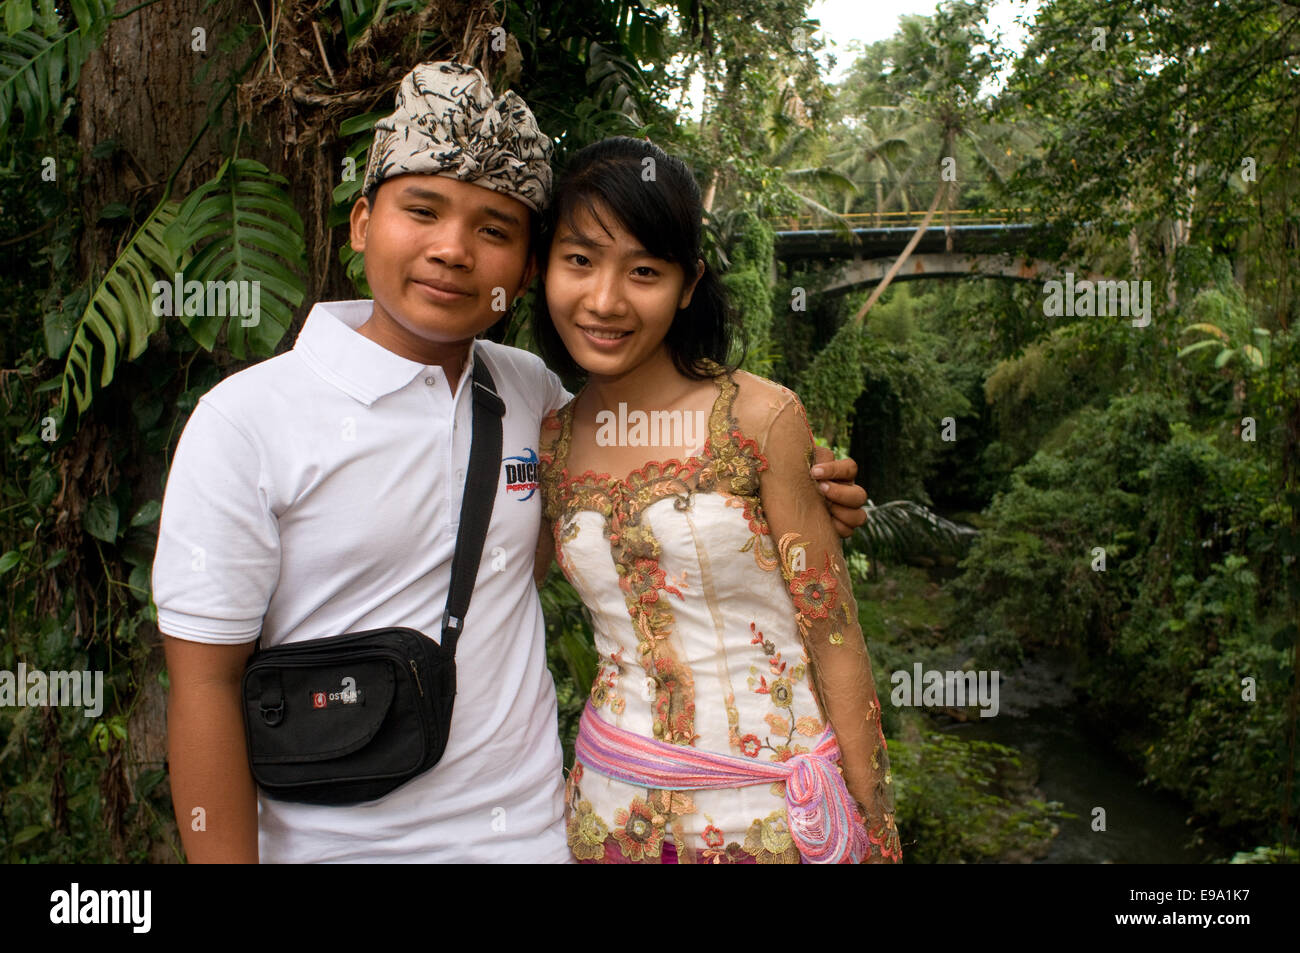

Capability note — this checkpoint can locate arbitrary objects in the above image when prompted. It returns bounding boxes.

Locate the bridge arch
[816,252,1065,297]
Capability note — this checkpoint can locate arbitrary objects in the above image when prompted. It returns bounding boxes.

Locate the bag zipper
[247,647,434,745]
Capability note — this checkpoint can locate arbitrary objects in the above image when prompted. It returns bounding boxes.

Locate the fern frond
[60,200,182,414]
[60,155,308,414]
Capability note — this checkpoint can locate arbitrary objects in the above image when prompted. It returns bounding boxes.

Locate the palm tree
[701,72,859,241]
[856,499,979,581]
[823,5,1035,328]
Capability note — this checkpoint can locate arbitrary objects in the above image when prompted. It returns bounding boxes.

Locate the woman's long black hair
[532,136,741,381]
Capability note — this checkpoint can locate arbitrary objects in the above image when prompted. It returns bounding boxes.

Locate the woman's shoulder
[716,366,803,435]
[539,394,578,463]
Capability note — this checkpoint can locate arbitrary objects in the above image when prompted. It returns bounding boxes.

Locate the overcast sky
[672,0,1042,118]
[809,0,1042,82]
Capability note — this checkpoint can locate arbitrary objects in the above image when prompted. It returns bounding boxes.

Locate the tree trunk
[850,178,946,328]
[75,0,256,863]
[702,168,717,214]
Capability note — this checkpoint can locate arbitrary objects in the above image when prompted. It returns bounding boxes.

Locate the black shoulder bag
[240,356,506,806]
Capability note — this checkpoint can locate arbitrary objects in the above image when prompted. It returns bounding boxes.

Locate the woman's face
[544,201,701,380]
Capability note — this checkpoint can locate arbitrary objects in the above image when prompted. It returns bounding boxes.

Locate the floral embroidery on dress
[589,651,631,714]
[611,796,667,862]
[727,496,778,569]
[790,555,842,629]
[568,799,610,861]
[700,817,749,864]
[540,363,900,864]
[538,369,762,749]
[869,809,903,863]
[743,810,800,864]
[737,622,817,765]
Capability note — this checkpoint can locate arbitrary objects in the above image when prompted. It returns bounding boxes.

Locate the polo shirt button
[456,469,465,482]
[424,377,435,386]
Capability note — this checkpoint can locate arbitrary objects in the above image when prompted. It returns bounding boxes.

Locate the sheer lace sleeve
[752,385,902,863]
[535,403,569,585]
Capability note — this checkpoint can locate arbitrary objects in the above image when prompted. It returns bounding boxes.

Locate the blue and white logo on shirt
[503,448,539,501]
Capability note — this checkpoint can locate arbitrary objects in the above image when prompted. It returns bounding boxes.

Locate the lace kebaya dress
[538,364,901,864]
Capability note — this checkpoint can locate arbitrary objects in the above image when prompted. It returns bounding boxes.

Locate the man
[153,62,866,863]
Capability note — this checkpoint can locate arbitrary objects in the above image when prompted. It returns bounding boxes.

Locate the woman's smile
[578,324,634,348]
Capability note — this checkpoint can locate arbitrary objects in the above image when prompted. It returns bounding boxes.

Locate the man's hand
[811,445,868,538]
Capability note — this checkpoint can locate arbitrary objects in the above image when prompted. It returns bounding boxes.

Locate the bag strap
[248,348,505,659]
[441,347,505,654]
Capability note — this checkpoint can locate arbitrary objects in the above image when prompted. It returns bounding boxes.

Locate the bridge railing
[776,208,1038,230]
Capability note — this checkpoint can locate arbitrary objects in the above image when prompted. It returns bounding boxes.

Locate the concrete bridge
[772,210,1068,296]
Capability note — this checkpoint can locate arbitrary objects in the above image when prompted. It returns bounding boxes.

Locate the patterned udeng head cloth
[362,61,554,213]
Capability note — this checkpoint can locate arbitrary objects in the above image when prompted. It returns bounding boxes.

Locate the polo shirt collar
[295,299,477,406]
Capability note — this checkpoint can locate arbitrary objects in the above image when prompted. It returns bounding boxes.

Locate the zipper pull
[409,660,424,697]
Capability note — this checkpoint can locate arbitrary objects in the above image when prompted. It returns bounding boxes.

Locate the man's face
[349,174,536,345]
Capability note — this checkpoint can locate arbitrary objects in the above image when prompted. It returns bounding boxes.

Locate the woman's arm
[535,406,569,590]
[757,393,901,864]
[534,517,555,589]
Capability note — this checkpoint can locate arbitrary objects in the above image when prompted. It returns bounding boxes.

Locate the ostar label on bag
[310,689,365,708]
[311,676,363,709]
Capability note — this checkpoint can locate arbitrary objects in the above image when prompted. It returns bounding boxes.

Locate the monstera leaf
[60,156,307,414]
[166,157,307,358]
[0,0,113,148]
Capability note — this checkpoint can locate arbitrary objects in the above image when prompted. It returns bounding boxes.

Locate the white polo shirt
[152,299,572,863]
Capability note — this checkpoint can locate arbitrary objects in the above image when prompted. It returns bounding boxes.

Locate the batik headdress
[362,61,553,213]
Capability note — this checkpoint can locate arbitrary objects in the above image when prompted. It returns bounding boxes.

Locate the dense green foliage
[720,208,775,374]
[0,0,695,862]
[796,287,973,505]
[2,0,1296,863]
[888,732,1069,863]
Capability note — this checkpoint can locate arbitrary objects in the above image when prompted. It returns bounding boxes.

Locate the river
[941,646,1238,863]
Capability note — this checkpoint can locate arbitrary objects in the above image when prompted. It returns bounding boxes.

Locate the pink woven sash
[574,701,869,864]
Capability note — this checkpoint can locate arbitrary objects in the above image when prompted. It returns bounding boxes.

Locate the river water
[941,647,1237,863]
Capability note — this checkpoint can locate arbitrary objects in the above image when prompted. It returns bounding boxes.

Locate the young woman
[534,137,901,864]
